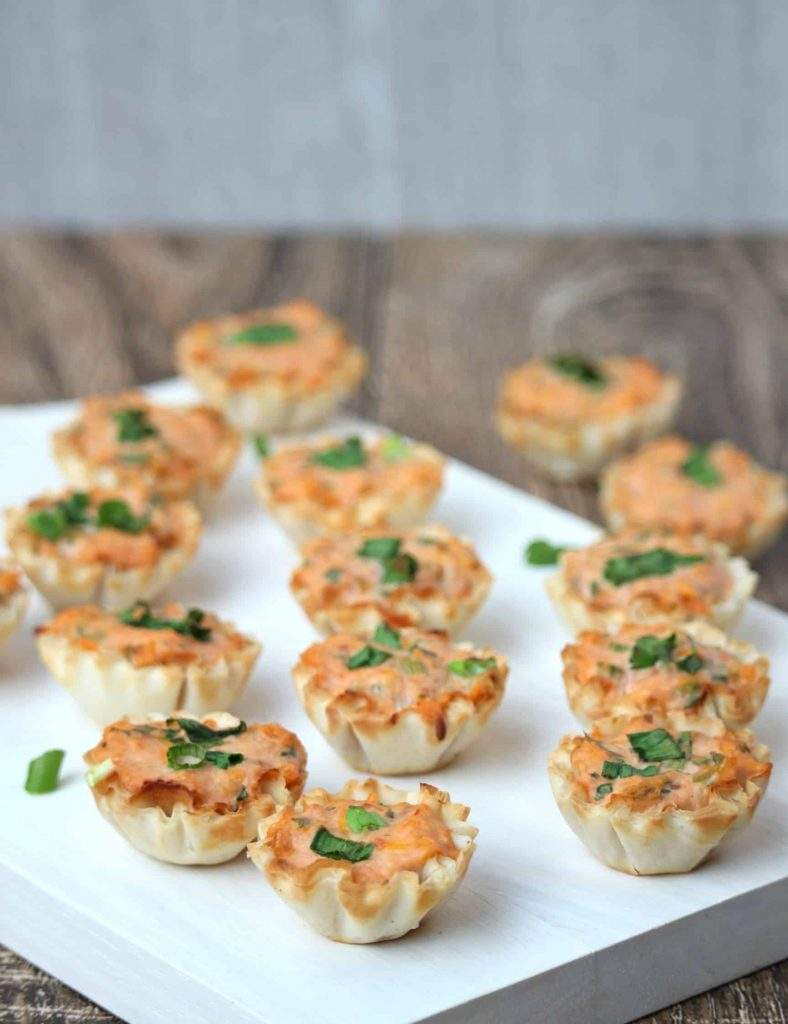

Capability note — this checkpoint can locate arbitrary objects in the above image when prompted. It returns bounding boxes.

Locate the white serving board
[0,380,785,1024]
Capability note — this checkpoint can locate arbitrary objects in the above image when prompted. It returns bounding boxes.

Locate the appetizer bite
[546,529,756,633]
[36,601,260,724]
[293,625,507,773]
[5,486,201,610]
[548,715,771,874]
[600,436,787,558]
[562,621,770,731]
[175,300,367,434]
[255,433,444,543]
[248,778,476,942]
[0,561,27,648]
[290,525,492,637]
[84,712,306,864]
[52,391,241,505]
[496,354,680,481]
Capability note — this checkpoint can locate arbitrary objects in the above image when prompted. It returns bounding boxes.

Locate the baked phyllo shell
[293,628,507,773]
[255,435,445,545]
[84,712,307,865]
[248,778,476,943]
[36,603,261,724]
[548,719,771,875]
[0,563,27,648]
[546,530,756,634]
[5,489,202,611]
[52,392,242,506]
[562,620,770,731]
[496,355,681,482]
[600,436,788,558]
[176,301,367,434]
[290,525,492,638]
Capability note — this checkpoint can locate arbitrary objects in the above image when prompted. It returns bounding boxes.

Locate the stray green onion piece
[524,539,568,566]
[347,645,392,670]
[595,783,613,799]
[603,549,705,587]
[677,652,704,674]
[346,806,387,832]
[447,656,497,677]
[629,634,676,670]
[224,323,298,346]
[310,826,374,863]
[25,749,65,795]
[112,408,158,443]
[372,623,401,648]
[96,499,149,534]
[627,728,687,762]
[252,434,269,458]
[85,758,114,787]
[549,354,607,388]
[119,602,212,642]
[680,445,723,488]
[312,436,367,470]
[176,718,247,743]
[357,537,401,560]
[379,434,411,462]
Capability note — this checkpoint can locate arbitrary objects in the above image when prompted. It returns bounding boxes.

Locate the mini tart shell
[496,365,681,482]
[292,633,507,774]
[85,712,306,865]
[0,569,27,648]
[545,535,757,634]
[4,496,202,611]
[548,726,771,875]
[290,526,493,638]
[248,779,477,943]
[600,439,788,558]
[51,403,242,506]
[254,438,445,545]
[176,306,367,434]
[36,607,261,725]
[562,620,770,731]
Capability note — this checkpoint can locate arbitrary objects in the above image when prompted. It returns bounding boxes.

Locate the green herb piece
[677,680,704,708]
[203,750,244,769]
[609,642,628,652]
[677,652,704,674]
[346,806,387,832]
[27,492,90,540]
[224,323,298,346]
[400,657,427,675]
[85,758,114,787]
[379,434,411,462]
[357,537,401,560]
[119,602,212,642]
[280,745,297,757]
[628,728,684,762]
[549,354,607,388]
[325,568,342,582]
[372,623,401,648]
[347,645,392,670]
[446,657,497,677]
[312,436,367,470]
[677,731,693,759]
[595,783,613,799]
[603,548,705,586]
[112,408,158,443]
[381,552,418,585]
[310,826,374,863]
[24,749,65,794]
[681,445,723,488]
[96,499,149,534]
[630,633,676,670]
[166,742,209,769]
[524,539,568,566]
[252,434,269,458]
[601,760,660,779]
[176,718,247,743]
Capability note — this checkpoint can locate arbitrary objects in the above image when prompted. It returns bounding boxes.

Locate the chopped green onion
[346,806,387,832]
[96,499,149,534]
[524,539,568,566]
[325,568,342,582]
[252,434,269,458]
[381,553,418,585]
[167,742,208,769]
[399,656,427,675]
[27,492,90,540]
[224,323,298,346]
[677,652,704,674]
[627,728,685,762]
[681,445,723,488]
[311,436,367,470]
[203,750,244,769]
[379,434,411,462]
[310,826,374,862]
[601,760,660,779]
[603,548,705,587]
[549,354,607,388]
[372,623,401,648]
[595,783,613,799]
[347,645,392,670]
[677,680,704,708]
[25,749,65,794]
[119,602,212,642]
[630,634,676,670]
[175,718,247,743]
[446,656,497,677]
[85,758,115,787]
[357,537,401,560]
[112,408,158,442]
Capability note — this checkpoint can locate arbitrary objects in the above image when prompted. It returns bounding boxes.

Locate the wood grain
[0,232,784,1024]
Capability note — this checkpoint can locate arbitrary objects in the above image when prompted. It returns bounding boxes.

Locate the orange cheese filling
[0,567,22,601]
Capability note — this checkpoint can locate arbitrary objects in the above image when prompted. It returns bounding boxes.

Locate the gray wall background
[3,0,788,230]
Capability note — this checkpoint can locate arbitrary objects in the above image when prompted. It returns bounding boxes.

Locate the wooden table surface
[0,233,785,1024]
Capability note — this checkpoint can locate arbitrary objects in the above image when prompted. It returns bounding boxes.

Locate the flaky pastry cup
[36,605,261,724]
[4,496,202,611]
[176,302,367,434]
[293,631,507,773]
[548,724,771,875]
[84,712,307,865]
[248,778,477,943]
[0,566,27,648]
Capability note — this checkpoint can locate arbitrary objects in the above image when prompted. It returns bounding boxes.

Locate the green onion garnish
[311,436,367,470]
[175,718,247,743]
[595,783,613,799]
[225,323,298,346]
[603,548,705,586]
[347,645,392,670]
[379,434,411,462]
[357,537,401,560]
[25,749,65,794]
[310,826,374,863]
[601,760,660,779]
[346,806,387,832]
[629,634,676,670]
[372,623,401,648]
[118,602,211,642]
[252,434,269,458]
[627,728,688,762]
[680,445,723,488]
[677,652,704,674]
[27,492,91,540]
[524,539,568,566]
[549,354,607,388]
[112,408,158,443]
[446,657,497,677]
[96,499,149,534]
